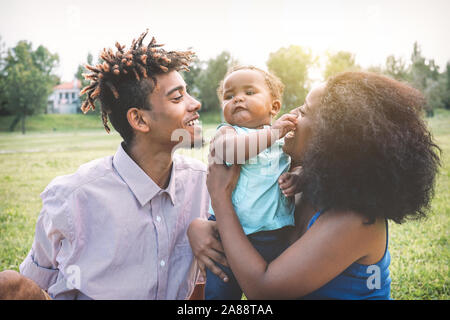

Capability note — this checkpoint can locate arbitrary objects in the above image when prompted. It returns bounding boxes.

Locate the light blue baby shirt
[209,124,295,235]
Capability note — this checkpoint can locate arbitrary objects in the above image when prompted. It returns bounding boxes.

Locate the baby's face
[221,69,276,128]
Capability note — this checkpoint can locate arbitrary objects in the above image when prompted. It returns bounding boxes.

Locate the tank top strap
[307,210,323,230]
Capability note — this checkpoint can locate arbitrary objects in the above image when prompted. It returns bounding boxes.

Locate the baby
[206,65,300,300]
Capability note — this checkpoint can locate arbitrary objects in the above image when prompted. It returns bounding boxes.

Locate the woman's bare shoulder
[315,209,387,264]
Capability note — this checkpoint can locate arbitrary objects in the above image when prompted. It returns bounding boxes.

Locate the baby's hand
[278,166,303,197]
[272,113,298,139]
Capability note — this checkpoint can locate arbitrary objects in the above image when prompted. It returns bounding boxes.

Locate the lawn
[0,110,448,299]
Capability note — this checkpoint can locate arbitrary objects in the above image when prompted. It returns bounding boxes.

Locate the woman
[189,71,441,299]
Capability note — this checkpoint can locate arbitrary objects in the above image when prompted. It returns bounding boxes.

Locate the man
[0,30,225,300]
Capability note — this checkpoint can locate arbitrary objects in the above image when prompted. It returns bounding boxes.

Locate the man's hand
[187,219,229,282]
[278,166,304,197]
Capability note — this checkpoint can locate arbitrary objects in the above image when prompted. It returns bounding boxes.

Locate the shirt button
[160,260,166,267]
[156,216,161,222]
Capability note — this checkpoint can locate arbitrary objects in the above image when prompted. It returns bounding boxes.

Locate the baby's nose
[233,95,244,103]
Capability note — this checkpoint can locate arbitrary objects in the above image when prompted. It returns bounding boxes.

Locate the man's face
[147,71,202,148]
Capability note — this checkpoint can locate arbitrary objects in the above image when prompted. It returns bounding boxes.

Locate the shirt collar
[112,142,177,207]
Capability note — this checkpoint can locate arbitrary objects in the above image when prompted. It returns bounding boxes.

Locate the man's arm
[19,187,73,295]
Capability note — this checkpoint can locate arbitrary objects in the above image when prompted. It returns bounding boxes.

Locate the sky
[1,0,449,83]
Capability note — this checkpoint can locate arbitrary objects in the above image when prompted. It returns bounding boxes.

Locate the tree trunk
[8,114,21,132]
[21,114,26,134]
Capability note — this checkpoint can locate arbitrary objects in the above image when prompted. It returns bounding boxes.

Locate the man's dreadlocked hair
[80,29,194,145]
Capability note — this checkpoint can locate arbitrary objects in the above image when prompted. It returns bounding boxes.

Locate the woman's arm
[207,163,379,299]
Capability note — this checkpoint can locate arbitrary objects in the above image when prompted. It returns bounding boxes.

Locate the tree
[75,52,93,88]
[0,35,9,115]
[409,42,442,116]
[75,52,97,114]
[195,51,235,112]
[384,55,409,81]
[443,62,450,110]
[323,51,359,80]
[181,57,203,99]
[267,45,315,111]
[2,40,59,133]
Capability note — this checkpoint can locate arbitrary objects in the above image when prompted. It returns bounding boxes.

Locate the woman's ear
[270,99,282,117]
[127,108,151,133]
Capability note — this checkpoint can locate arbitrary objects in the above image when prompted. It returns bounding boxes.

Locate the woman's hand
[278,166,304,197]
[206,157,241,204]
[187,218,229,282]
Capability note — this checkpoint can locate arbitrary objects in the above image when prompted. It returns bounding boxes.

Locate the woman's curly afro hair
[301,71,441,224]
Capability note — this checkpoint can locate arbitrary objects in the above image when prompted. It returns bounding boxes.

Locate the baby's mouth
[233,105,246,113]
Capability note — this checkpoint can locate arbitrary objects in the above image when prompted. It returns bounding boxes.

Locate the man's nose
[187,95,201,112]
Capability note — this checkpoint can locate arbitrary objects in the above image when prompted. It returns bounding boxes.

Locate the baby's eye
[224,94,233,100]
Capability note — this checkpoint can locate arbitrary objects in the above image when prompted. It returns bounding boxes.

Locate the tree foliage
[75,52,99,114]
[267,45,315,111]
[443,62,450,109]
[0,36,9,115]
[194,51,235,112]
[323,51,359,80]
[409,42,446,115]
[384,55,409,81]
[1,40,59,133]
[182,57,203,101]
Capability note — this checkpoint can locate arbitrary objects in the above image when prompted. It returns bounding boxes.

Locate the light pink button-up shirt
[20,143,209,299]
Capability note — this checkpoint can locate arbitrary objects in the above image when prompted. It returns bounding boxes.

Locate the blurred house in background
[47,79,81,114]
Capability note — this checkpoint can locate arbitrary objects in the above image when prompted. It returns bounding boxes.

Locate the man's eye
[173,95,183,101]
[246,91,254,95]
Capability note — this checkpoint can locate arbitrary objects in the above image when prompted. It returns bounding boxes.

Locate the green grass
[0,110,448,299]
[0,113,105,132]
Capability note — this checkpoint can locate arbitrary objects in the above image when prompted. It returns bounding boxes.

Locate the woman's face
[283,83,326,165]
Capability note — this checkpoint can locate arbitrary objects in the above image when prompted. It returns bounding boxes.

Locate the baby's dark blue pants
[205,215,292,300]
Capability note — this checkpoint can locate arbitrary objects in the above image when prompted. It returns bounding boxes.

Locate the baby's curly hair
[301,71,441,224]
[80,29,194,145]
[217,65,285,104]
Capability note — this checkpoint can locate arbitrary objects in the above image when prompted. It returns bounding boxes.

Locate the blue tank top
[301,211,392,300]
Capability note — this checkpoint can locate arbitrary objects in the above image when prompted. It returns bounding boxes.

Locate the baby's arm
[212,114,298,164]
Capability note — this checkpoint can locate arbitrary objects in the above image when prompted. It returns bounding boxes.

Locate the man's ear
[270,99,282,117]
[127,108,151,133]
